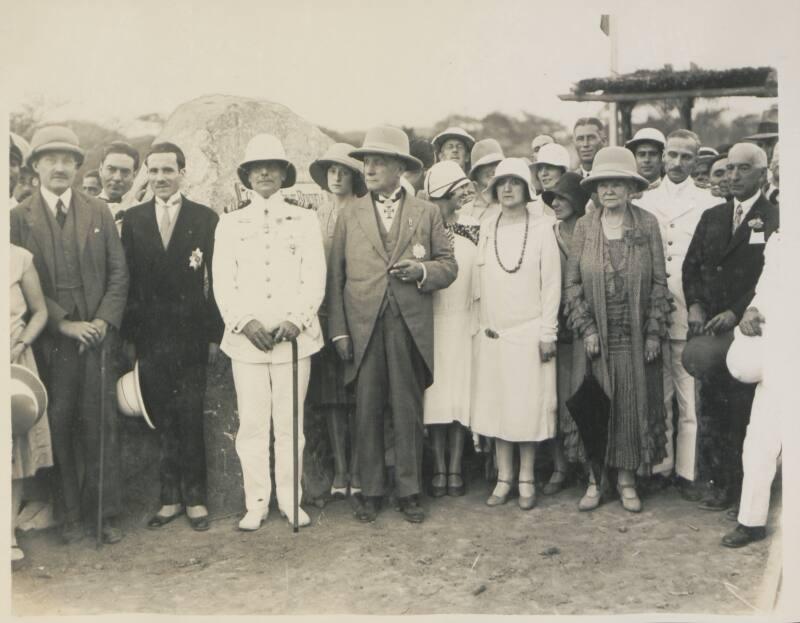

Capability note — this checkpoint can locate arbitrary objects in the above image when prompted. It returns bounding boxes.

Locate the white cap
[531,134,555,152]
[531,143,570,170]
[424,161,470,199]
[625,127,666,151]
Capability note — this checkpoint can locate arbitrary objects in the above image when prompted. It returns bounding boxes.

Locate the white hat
[530,134,555,153]
[469,138,504,179]
[625,127,666,152]
[432,127,476,153]
[531,143,570,170]
[486,158,536,202]
[581,146,650,193]
[237,134,297,189]
[116,360,156,430]
[11,364,48,436]
[726,326,764,384]
[425,161,470,199]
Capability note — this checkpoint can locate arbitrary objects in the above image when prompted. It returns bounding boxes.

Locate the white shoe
[12,545,24,562]
[238,509,268,531]
[279,506,310,527]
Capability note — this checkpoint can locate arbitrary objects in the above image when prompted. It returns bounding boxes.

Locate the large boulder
[152,94,334,212]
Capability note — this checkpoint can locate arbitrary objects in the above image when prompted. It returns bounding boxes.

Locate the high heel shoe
[518,480,537,511]
[430,472,447,498]
[486,479,513,507]
[616,482,642,513]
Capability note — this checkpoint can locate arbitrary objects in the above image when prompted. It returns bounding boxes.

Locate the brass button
[667,256,672,261]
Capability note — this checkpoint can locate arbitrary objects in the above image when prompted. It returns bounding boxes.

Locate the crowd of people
[8,113,782,566]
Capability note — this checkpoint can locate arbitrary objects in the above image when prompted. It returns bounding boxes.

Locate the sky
[1,0,796,134]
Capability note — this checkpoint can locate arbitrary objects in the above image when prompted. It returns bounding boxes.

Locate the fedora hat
[625,127,666,152]
[542,172,590,216]
[744,121,779,142]
[682,332,735,380]
[425,161,470,199]
[116,360,156,430]
[432,127,476,153]
[486,158,536,203]
[11,364,48,437]
[580,146,649,193]
[531,143,570,171]
[726,327,763,384]
[309,143,366,196]
[469,139,504,180]
[350,126,423,173]
[27,125,84,168]
[237,134,297,189]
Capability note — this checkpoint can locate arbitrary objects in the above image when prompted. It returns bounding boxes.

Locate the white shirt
[40,186,73,218]
[733,190,762,231]
[374,186,402,233]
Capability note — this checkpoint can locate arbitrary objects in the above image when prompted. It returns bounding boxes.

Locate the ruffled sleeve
[643,217,675,338]
[563,216,598,338]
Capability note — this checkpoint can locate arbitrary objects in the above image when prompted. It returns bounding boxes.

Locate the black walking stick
[96,340,107,549]
[291,337,299,533]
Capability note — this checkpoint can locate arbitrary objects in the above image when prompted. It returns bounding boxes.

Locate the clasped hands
[59,318,108,354]
[242,319,300,352]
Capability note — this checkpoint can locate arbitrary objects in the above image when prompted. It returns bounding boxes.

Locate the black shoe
[721,523,766,548]
[726,505,740,522]
[188,515,210,532]
[447,473,466,497]
[397,495,425,523]
[698,489,732,511]
[147,508,185,529]
[60,520,85,545]
[102,519,124,544]
[676,477,704,502]
[355,496,380,523]
[430,473,447,498]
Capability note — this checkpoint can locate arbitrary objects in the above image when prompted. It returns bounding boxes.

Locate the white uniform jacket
[636,177,719,340]
[213,192,326,364]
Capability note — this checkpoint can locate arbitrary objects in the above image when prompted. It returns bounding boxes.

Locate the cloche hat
[542,172,590,216]
[531,143,570,171]
[580,146,649,193]
[468,139,504,180]
[11,364,48,437]
[485,158,536,202]
[309,143,366,196]
[350,126,423,173]
[237,134,297,189]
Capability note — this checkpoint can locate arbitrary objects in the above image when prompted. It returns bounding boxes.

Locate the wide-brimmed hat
[744,121,779,142]
[10,132,30,165]
[580,146,649,193]
[11,364,48,437]
[625,127,666,152]
[726,327,764,384]
[542,172,590,215]
[432,127,476,154]
[682,332,735,380]
[531,143,570,170]
[237,134,297,189]
[27,125,84,168]
[468,139,504,180]
[350,126,423,173]
[309,143,366,196]
[486,158,535,202]
[531,134,555,154]
[425,161,470,199]
[116,360,156,430]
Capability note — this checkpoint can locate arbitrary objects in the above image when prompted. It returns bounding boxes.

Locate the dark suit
[121,196,223,506]
[11,190,129,524]
[682,193,778,499]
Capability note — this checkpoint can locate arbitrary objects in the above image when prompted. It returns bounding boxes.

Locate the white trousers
[738,382,781,527]
[653,339,698,480]
[231,357,311,512]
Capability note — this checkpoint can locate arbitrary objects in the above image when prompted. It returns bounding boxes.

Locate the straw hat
[726,327,764,384]
[485,158,536,202]
[531,143,570,171]
[11,364,48,437]
[309,143,366,196]
[468,139,504,180]
[432,127,476,154]
[580,147,649,193]
[116,360,156,430]
[350,126,423,173]
[425,161,470,199]
[237,134,297,189]
[27,125,84,168]
[625,127,666,152]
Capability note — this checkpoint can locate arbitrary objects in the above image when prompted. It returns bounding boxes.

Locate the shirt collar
[98,190,121,204]
[662,175,694,196]
[155,191,182,210]
[40,186,72,216]
[374,185,403,204]
[735,190,761,213]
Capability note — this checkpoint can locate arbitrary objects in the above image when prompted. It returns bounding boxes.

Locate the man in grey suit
[327,126,457,523]
[11,126,129,544]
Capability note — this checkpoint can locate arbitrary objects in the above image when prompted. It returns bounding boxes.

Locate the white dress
[423,214,479,426]
[471,207,561,442]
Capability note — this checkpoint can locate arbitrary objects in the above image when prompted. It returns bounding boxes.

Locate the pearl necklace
[493,209,529,274]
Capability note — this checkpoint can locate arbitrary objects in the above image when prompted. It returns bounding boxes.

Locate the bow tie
[375,189,402,205]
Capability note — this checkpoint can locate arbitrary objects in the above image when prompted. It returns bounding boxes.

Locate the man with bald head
[683,142,779,514]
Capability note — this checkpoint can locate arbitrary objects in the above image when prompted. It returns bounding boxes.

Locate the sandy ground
[12,477,779,616]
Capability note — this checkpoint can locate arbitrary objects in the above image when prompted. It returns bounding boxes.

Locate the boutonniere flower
[189,248,203,270]
[412,243,426,259]
[748,217,764,230]
[622,228,647,247]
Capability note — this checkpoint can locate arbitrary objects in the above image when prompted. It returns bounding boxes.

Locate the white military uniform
[637,176,719,480]
[213,192,326,516]
[735,232,783,528]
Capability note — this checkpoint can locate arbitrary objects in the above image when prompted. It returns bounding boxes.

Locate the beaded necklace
[493,208,529,274]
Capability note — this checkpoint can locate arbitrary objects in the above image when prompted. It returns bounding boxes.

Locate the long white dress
[423,214,479,426]
[471,207,561,442]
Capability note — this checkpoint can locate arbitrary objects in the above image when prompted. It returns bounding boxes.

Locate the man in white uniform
[637,129,719,499]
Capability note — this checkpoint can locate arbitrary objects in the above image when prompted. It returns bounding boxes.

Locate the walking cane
[96,340,107,549]
[291,337,299,533]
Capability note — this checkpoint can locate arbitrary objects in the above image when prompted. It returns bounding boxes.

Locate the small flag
[600,14,610,36]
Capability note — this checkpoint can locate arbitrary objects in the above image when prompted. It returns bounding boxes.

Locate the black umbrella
[566,358,610,490]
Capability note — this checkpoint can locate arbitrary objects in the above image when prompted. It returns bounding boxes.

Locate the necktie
[56,199,67,228]
[733,203,744,234]
[159,205,172,248]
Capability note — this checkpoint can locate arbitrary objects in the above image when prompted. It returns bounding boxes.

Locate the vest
[373,197,405,316]
[44,201,89,320]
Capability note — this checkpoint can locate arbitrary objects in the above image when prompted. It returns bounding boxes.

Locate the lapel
[355,194,390,264]
[142,198,166,255]
[720,195,766,262]
[72,192,94,258]
[388,193,423,266]
[165,198,194,264]
[25,193,57,289]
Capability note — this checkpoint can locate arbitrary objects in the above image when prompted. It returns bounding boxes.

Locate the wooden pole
[608,15,619,146]
[680,97,695,130]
